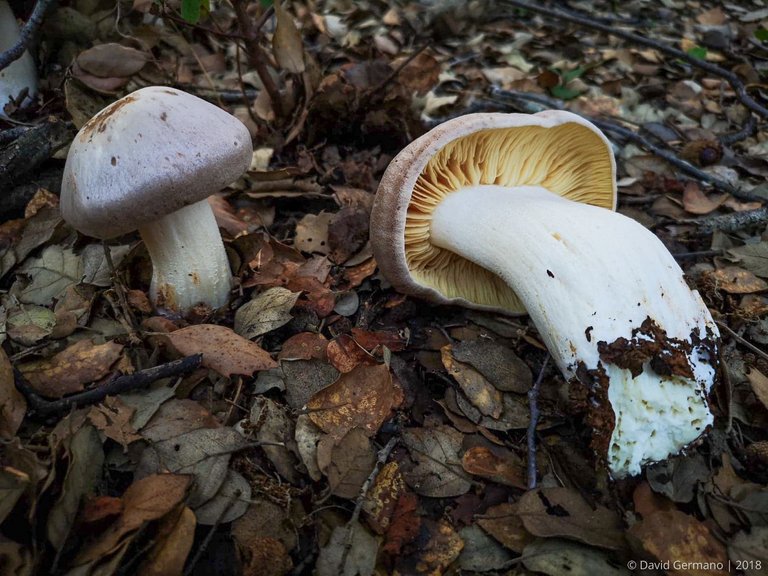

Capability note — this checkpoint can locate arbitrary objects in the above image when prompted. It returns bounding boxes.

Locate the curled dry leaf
[165,324,277,377]
[76,43,149,78]
[87,396,142,450]
[307,363,398,441]
[19,339,124,398]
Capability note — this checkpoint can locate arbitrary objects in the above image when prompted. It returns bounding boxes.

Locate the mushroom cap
[370,110,617,314]
[61,86,253,239]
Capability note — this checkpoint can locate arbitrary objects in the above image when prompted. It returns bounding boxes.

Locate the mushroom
[370,111,719,478]
[60,86,253,313]
[0,0,38,116]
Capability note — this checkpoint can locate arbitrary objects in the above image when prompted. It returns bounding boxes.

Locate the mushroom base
[138,198,233,313]
[429,184,718,477]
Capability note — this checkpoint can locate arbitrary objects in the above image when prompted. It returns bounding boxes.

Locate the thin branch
[693,206,768,235]
[527,356,550,489]
[350,437,398,525]
[0,0,57,72]
[501,0,768,118]
[15,354,203,416]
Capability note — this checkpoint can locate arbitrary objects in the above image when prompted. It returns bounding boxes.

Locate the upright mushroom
[0,0,38,115]
[60,86,253,313]
[370,111,718,478]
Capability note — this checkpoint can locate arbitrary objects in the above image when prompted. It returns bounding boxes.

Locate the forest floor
[2,0,768,575]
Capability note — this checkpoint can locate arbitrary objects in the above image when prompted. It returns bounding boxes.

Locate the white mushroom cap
[0,0,38,115]
[61,86,253,239]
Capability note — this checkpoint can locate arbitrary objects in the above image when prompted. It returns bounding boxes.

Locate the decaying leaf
[16,245,83,305]
[235,287,301,339]
[87,396,142,450]
[522,538,631,576]
[294,212,333,254]
[249,396,301,483]
[458,524,514,572]
[19,339,124,398]
[708,266,768,294]
[194,469,251,525]
[321,428,376,499]
[461,445,526,489]
[315,522,378,576]
[477,502,535,554]
[0,347,25,438]
[442,344,503,418]
[517,487,626,551]
[165,324,277,377]
[139,506,196,576]
[307,363,398,440]
[401,425,472,498]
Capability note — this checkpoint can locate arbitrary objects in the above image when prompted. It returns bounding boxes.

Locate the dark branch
[0,0,57,72]
[14,354,203,417]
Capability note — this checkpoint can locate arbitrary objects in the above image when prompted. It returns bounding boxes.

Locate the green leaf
[687,46,707,60]
[755,27,768,42]
[181,0,203,24]
[561,66,587,83]
[550,84,583,100]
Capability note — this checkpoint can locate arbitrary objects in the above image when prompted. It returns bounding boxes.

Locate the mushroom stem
[138,198,232,312]
[0,0,38,114]
[430,184,717,477]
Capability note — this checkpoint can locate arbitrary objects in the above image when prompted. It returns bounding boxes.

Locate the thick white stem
[0,1,38,115]
[138,199,232,313]
[431,185,717,476]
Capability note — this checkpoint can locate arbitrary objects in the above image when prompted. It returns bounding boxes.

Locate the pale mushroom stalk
[429,185,716,476]
[138,199,232,312]
[0,0,38,114]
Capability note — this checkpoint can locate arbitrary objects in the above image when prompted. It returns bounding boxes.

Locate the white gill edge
[430,185,718,476]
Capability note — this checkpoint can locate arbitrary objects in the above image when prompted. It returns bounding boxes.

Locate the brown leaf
[77,474,192,563]
[396,52,442,95]
[709,266,768,294]
[0,347,25,438]
[324,428,376,499]
[76,43,149,77]
[209,194,250,238]
[477,502,534,554]
[307,363,396,440]
[326,334,375,373]
[87,396,142,450]
[461,446,526,489]
[273,2,305,74]
[746,368,768,412]
[442,345,503,418]
[681,184,727,215]
[517,487,626,550]
[19,339,124,398]
[382,491,420,556]
[278,332,328,360]
[165,324,277,377]
[401,426,472,498]
[139,506,196,576]
[350,328,407,352]
[362,461,408,535]
[627,509,729,576]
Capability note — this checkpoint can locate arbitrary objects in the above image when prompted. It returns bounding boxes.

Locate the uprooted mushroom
[370,110,718,478]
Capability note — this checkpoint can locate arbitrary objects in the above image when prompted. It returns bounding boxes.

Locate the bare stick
[14,354,203,416]
[350,436,398,525]
[693,206,768,235]
[527,356,550,489]
[501,0,768,118]
[0,0,57,71]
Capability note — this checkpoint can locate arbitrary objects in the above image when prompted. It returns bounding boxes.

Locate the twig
[693,206,768,236]
[488,88,755,200]
[14,354,203,416]
[501,0,768,118]
[527,356,550,489]
[350,437,398,525]
[715,320,768,365]
[231,1,284,118]
[366,43,430,97]
[0,0,57,71]
[0,126,31,145]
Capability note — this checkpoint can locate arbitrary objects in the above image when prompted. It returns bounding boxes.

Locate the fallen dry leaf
[87,396,142,450]
[442,345,503,418]
[362,461,408,535]
[517,487,626,551]
[307,363,398,441]
[165,324,277,377]
[461,445,526,489]
[139,506,196,576]
[476,502,535,554]
[77,474,191,563]
[627,509,728,576]
[278,332,328,360]
[19,339,124,398]
[0,347,25,438]
[746,368,768,411]
[401,425,472,498]
[709,266,768,294]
